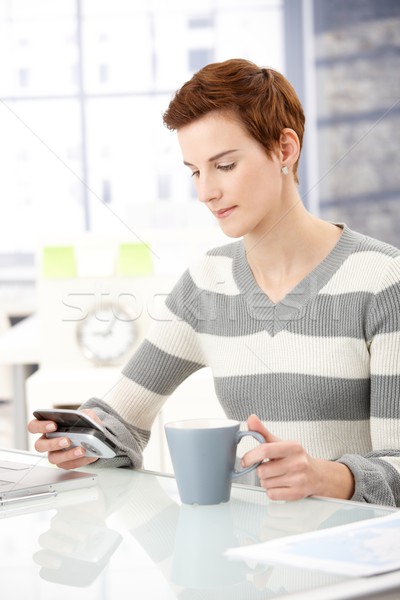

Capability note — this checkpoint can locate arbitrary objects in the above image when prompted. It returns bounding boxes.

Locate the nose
[196,175,222,204]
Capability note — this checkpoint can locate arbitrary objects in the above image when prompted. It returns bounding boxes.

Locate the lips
[214,206,237,219]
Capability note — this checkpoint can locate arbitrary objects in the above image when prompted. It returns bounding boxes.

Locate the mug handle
[231,430,265,480]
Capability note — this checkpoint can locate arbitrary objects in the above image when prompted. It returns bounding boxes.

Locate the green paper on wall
[42,246,77,278]
[117,243,152,276]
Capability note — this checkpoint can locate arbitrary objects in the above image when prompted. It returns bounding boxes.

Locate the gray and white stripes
[94,225,400,505]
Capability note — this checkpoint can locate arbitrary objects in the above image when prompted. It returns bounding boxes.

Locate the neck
[243,198,342,301]
[244,197,316,269]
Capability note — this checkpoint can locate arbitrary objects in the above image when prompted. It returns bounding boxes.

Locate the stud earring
[281,165,289,175]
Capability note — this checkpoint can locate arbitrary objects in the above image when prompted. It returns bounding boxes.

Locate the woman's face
[177,112,285,239]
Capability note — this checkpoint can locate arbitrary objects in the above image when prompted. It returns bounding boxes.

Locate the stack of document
[226,511,400,577]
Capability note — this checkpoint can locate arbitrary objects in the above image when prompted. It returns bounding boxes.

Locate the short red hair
[163,58,305,183]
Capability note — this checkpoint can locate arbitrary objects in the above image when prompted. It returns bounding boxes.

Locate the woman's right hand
[27,408,101,470]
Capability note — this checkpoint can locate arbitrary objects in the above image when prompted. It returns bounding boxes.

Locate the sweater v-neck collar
[232,225,361,336]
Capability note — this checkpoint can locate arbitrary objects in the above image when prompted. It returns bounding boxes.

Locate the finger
[241,443,269,468]
[47,447,97,469]
[247,414,280,443]
[34,434,72,454]
[258,468,310,501]
[242,440,295,467]
[27,419,57,434]
[252,439,306,465]
[255,466,291,494]
[257,460,287,481]
[81,408,103,426]
[47,445,87,466]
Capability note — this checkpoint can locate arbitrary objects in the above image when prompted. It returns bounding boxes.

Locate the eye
[190,170,200,178]
[217,162,236,172]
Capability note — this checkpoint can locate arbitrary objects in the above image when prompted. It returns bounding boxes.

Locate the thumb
[247,414,280,443]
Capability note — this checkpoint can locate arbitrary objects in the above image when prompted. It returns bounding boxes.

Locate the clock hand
[104,315,117,336]
[90,312,117,337]
[92,317,116,337]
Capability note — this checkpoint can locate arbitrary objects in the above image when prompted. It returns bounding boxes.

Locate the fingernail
[59,438,69,448]
[74,447,84,457]
[46,422,56,432]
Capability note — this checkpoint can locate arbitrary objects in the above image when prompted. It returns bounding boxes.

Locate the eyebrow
[183,149,239,167]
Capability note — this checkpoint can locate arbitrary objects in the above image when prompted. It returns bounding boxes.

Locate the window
[188,48,214,72]
[313,0,400,247]
[0,0,284,260]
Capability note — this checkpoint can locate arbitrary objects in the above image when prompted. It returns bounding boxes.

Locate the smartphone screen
[33,409,117,458]
[33,409,102,431]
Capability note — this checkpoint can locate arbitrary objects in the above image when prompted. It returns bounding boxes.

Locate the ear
[278,128,300,168]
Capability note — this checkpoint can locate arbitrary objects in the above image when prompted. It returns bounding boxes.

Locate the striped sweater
[85,225,400,506]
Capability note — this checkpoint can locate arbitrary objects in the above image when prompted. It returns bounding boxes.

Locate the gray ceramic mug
[164,418,265,505]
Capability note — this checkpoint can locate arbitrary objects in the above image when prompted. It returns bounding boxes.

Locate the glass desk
[1,448,399,600]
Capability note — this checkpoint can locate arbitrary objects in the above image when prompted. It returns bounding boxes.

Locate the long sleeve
[81,270,208,466]
[81,227,400,507]
[338,256,400,505]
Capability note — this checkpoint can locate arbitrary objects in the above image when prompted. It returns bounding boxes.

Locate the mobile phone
[33,409,117,459]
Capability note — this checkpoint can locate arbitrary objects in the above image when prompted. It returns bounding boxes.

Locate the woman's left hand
[241,414,355,501]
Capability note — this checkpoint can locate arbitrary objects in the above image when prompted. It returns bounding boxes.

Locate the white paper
[226,510,400,576]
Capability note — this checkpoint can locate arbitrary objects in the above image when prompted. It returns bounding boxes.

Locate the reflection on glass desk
[0,448,399,600]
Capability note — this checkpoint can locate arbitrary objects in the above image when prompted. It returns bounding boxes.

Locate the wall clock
[76,302,138,365]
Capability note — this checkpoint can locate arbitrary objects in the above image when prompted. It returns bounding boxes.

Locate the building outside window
[312,0,400,247]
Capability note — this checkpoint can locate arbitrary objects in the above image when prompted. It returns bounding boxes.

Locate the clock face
[77,303,138,365]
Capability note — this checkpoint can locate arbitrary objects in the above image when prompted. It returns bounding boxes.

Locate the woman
[28,59,400,506]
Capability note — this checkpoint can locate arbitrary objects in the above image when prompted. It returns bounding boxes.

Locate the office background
[0,0,399,451]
